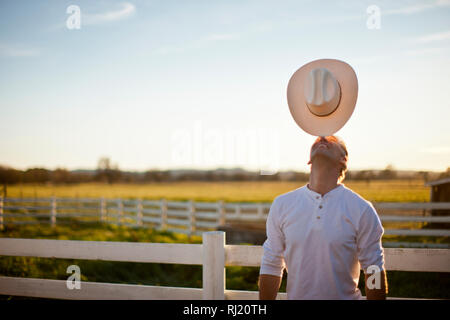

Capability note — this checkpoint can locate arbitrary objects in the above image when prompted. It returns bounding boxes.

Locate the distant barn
[426,177,450,212]
[426,177,450,229]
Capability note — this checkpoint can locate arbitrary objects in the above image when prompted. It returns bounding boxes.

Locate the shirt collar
[305,183,344,201]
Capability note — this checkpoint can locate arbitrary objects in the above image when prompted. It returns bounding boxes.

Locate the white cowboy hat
[287,58,358,136]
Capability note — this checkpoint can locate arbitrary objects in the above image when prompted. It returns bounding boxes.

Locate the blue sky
[1,0,449,173]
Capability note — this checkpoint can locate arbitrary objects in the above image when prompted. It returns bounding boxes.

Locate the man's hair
[334,136,348,183]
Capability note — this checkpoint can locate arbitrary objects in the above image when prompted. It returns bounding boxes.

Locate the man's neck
[308,160,340,196]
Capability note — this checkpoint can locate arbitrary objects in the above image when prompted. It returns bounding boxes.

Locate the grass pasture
[2,179,448,246]
[4,179,430,202]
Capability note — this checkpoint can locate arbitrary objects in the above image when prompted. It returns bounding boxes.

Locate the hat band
[304,68,342,117]
[306,85,341,117]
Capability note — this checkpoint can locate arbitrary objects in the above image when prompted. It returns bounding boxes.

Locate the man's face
[309,136,347,165]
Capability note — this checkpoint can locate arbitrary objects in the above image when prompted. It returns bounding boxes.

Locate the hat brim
[287,59,358,136]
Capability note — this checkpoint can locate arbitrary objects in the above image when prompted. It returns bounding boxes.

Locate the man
[259,135,388,300]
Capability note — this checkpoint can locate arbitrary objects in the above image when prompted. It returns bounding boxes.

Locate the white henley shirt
[260,183,385,300]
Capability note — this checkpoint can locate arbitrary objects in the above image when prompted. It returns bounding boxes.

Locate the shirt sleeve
[260,197,286,277]
[357,202,385,272]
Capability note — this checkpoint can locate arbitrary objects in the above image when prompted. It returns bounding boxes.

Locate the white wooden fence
[1,197,449,244]
[0,232,449,300]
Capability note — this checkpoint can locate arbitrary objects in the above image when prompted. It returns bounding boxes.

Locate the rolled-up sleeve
[260,198,286,277]
[357,203,385,271]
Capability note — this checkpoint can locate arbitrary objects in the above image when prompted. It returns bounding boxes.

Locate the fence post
[100,197,106,223]
[217,200,225,226]
[50,196,57,227]
[189,200,196,236]
[136,199,143,227]
[202,231,225,300]
[0,196,3,230]
[235,205,241,219]
[257,203,264,220]
[161,199,168,230]
[117,199,123,226]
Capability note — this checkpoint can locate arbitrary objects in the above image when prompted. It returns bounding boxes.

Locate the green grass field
[0,222,449,300]
[4,179,430,202]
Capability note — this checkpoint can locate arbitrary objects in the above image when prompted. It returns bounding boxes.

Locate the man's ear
[339,156,347,168]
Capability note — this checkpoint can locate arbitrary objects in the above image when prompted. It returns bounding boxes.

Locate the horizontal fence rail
[0,277,204,300]
[0,238,203,265]
[1,197,449,247]
[0,233,449,300]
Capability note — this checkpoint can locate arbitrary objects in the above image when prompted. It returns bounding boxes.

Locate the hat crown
[304,68,341,117]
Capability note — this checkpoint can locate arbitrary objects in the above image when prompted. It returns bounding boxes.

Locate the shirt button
[316,216,321,219]
[319,205,323,209]
[316,196,319,199]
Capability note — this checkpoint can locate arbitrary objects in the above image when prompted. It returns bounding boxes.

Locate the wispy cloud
[351,54,391,64]
[352,46,447,64]
[0,44,40,57]
[203,33,240,42]
[404,47,446,55]
[153,45,185,55]
[153,33,240,55]
[385,0,450,15]
[415,30,450,43]
[83,2,136,25]
[420,146,450,154]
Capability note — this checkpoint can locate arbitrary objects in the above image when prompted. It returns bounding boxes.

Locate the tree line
[0,162,447,185]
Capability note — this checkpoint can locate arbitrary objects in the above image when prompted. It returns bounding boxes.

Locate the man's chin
[311,149,328,158]
[311,152,335,163]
